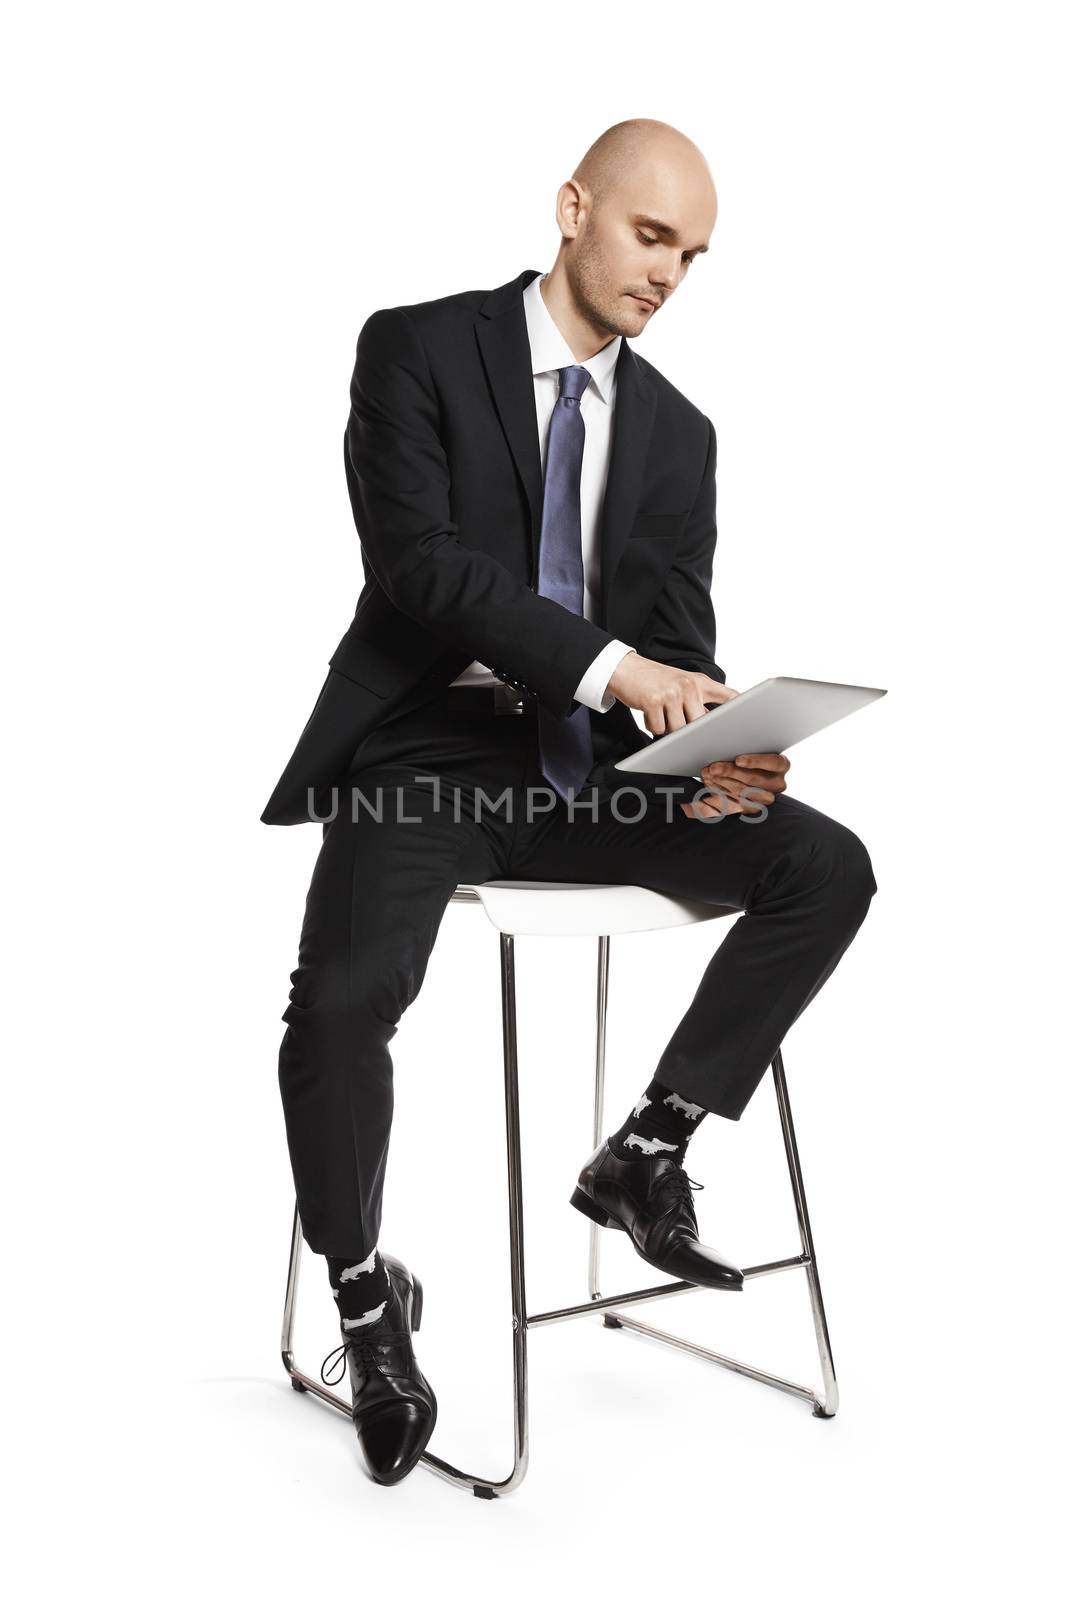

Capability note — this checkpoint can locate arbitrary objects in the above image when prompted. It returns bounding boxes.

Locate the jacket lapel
[474,267,657,626]
[475,269,545,577]
[598,339,656,626]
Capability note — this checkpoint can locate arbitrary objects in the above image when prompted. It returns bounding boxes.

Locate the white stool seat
[454,879,736,937]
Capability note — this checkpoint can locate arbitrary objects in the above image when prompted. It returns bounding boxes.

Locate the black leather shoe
[570,1140,743,1291]
[320,1253,438,1485]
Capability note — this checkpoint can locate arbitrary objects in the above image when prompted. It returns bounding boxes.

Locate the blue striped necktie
[536,364,596,802]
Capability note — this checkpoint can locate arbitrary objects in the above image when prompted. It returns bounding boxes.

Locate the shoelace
[320,1329,411,1387]
[650,1165,705,1216]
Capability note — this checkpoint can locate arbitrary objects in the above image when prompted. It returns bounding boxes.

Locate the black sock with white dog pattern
[326,1247,395,1332]
[607,1077,709,1164]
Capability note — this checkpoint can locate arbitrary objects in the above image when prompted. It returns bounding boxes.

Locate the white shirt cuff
[573,640,636,713]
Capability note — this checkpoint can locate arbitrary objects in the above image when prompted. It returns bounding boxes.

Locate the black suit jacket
[260,266,726,825]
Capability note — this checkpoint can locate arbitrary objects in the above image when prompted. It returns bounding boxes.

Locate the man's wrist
[605,647,638,695]
[573,640,637,712]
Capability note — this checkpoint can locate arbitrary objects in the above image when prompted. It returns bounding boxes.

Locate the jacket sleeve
[634,416,727,686]
[343,305,619,720]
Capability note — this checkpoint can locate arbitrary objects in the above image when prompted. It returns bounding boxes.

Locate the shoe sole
[569,1186,744,1292]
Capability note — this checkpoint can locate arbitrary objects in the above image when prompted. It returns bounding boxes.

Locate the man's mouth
[630,294,659,312]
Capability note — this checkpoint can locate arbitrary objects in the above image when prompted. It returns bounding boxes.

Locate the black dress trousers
[277,687,878,1257]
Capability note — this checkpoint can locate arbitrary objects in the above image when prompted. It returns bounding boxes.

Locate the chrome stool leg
[418,931,530,1496]
[281,1201,351,1417]
[280,930,531,1497]
[771,1049,839,1416]
[588,935,616,1323]
[585,934,839,1418]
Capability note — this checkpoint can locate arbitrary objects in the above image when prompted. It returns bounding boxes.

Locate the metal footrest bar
[591,1308,827,1411]
[281,926,841,1498]
[530,1277,703,1326]
[526,1252,809,1327]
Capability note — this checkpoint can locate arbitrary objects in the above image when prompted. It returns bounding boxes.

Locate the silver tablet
[613,675,887,778]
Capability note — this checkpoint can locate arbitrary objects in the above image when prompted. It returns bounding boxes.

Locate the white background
[4,1,1063,1592]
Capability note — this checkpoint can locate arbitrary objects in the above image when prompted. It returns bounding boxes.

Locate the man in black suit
[264,118,877,1486]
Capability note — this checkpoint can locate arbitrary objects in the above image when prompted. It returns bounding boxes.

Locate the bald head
[573,119,715,216]
[539,119,718,351]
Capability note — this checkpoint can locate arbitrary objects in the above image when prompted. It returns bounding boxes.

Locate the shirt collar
[522,271,621,406]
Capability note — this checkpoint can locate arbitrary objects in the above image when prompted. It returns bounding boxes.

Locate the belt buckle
[493,682,529,716]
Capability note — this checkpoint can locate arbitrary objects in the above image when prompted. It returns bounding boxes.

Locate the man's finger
[705,777,779,804]
[701,761,787,793]
[735,752,790,771]
[698,678,740,704]
[682,793,744,820]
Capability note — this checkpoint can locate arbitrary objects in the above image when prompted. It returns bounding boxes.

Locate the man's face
[567,167,716,340]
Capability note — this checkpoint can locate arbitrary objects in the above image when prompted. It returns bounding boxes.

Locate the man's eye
[638,231,694,264]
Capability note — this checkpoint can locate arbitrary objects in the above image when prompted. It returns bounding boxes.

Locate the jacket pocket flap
[327,631,397,697]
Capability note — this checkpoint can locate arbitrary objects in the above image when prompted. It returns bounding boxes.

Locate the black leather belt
[445,683,537,717]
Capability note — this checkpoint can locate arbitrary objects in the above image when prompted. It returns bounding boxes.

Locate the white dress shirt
[448,272,636,711]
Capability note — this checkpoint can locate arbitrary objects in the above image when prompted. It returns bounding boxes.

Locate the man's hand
[607,650,739,735]
[681,753,791,820]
